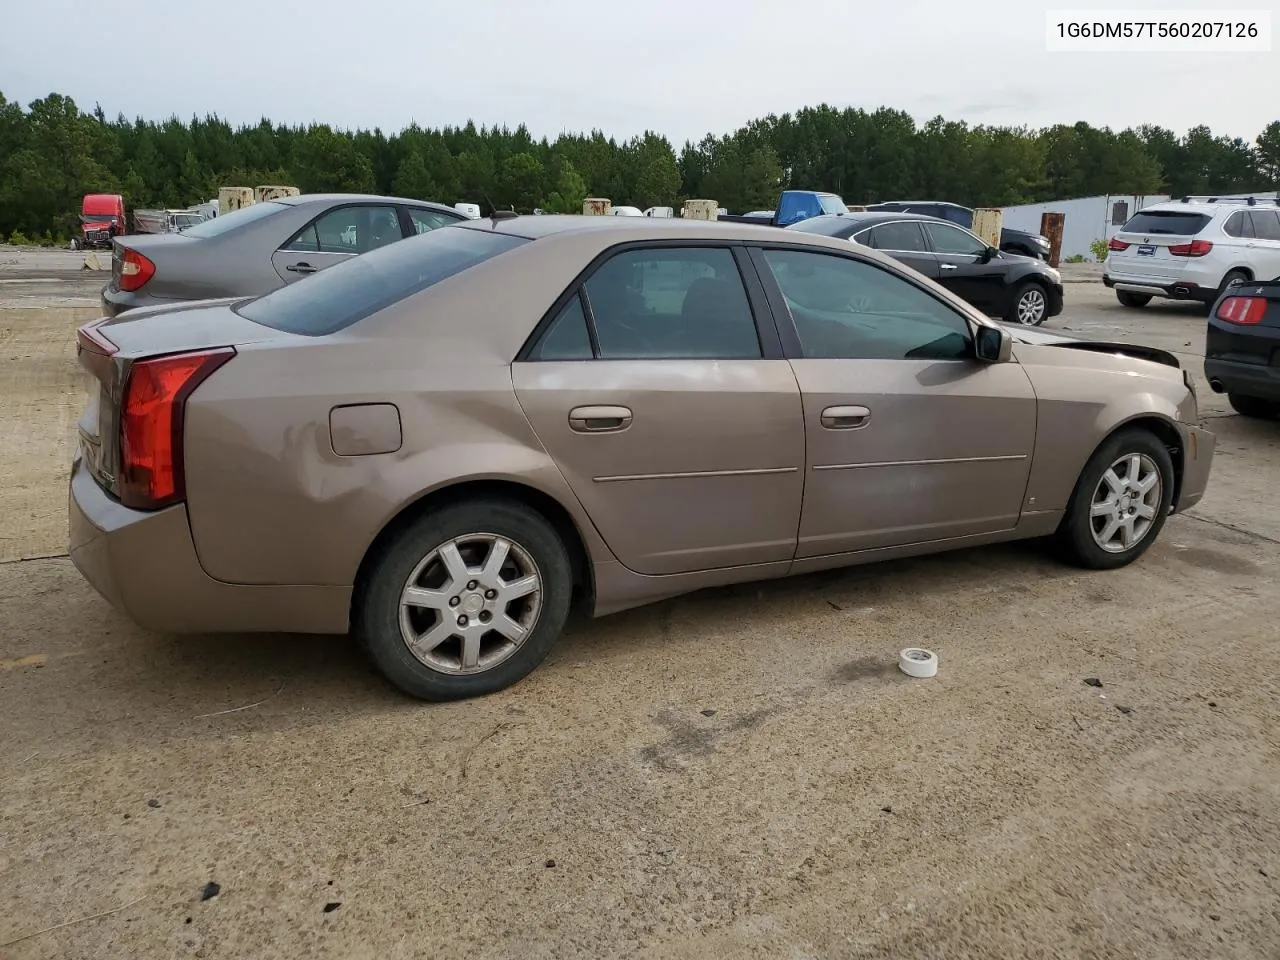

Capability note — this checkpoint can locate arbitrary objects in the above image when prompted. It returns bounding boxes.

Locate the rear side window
[1249,210,1280,241]
[181,201,289,238]
[237,227,529,335]
[868,221,928,252]
[1121,210,1212,236]
[1224,212,1254,238]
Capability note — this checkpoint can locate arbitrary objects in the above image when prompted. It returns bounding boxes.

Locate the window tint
[289,205,402,254]
[869,221,927,252]
[1224,211,1254,238]
[180,200,288,238]
[529,294,593,360]
[923,222,987,256]
[408,207,461,234]
[583,247,760,359]
[761,249,971,361]
[237,227,528,336]
[1120,211,1212,235]
[1249,210,1280,241]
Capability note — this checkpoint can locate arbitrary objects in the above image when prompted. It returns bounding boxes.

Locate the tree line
[1,90,1277,243]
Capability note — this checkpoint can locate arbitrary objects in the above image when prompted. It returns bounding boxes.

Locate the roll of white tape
[899,648,938,678]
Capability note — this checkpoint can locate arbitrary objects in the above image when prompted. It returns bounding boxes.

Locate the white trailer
[1000,195,1169,260]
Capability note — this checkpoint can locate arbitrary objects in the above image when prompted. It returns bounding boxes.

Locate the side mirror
[980,245,999,263]
[974,325,1012,363]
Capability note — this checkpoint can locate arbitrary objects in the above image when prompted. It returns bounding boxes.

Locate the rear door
[511,243,805,576]
[1108,208,1213,283]
[1244,210,1280,282]
[920,221,1006,312]
[749,244,1037,557]
[271,203,403,283]
[859,220,939,280]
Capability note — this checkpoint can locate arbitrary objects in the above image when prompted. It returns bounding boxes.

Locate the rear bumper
[69,455,351,635]
[1204,357,1280,402]
[100,285,179,318]
[1174,423,1215,513]
[1102,273,1215,303]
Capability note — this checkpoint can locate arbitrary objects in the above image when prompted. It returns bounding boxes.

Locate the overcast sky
[2,0,1275,144]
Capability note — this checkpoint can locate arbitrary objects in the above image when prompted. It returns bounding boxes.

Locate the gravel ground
[0,266,1277,959]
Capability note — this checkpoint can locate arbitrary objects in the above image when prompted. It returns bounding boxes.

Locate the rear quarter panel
[1014,342,1193,513]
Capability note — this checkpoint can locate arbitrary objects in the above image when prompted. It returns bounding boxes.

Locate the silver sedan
[101,193,467,316]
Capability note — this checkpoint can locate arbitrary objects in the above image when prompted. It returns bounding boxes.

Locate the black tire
[1006,280,1049,325]
[1228,393,1280,419]
[356,498,573,701]
[1055,428,1175,570]
[1219,269,1250,294]
[1116,290,1151,308]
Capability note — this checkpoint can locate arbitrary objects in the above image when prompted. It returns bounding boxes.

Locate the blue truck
[717,190,849,227]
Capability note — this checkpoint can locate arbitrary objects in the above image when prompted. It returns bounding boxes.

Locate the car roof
[1143,199,1280,214]
[793,211,951,231]
[275,193,463,214]
[453,214,847,242]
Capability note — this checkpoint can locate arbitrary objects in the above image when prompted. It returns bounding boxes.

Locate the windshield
[236,226,530,336]
[1120,210,1212,236]
[181,201,288,238]
[82,214,116,222]
[818,195,848,215]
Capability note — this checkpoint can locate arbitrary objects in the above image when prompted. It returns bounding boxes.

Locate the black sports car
[1204,277,1280,419]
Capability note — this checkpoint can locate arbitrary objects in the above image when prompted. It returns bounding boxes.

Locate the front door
[271,204,404,284]
[512,244,805,576]
[921,220,1008,314]
[750,245,1037,558]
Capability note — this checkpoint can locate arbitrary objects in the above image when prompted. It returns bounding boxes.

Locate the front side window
[924,222,988,257]
[582,247,761,359]
[760,248,972,361]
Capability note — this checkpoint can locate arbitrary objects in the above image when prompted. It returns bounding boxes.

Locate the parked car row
[73,210,1214,701]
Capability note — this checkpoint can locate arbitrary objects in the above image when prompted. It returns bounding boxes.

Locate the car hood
[1004,324,1180,369]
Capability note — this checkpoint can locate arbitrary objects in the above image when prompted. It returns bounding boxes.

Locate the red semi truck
[76,194,127,249]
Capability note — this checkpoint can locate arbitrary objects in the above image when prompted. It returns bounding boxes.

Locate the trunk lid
[75,302,296,497]
[110,233,195,291]
[1107,209,1213,283]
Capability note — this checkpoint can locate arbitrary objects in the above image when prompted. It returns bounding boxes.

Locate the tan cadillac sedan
[70,215,1216,700]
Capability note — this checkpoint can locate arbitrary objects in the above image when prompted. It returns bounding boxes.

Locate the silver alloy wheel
[1089,453,1162,553]
[398,533,543,675]
[1016,287,1047,324]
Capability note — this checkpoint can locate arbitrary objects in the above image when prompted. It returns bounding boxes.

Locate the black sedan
[1204,278,1280,419]
[786,212,1064,326]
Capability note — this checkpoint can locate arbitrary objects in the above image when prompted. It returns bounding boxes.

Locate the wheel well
[1222,266,1253,283]
[1106,416,1185,507]
[351,480,595,618]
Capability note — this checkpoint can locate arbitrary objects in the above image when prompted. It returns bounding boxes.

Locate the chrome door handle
[940,263,958,271]
[820,405,871,429]
[287,262,317,274]
[569,405,633,432]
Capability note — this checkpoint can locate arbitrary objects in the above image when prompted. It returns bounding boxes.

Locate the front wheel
[1228,393,1280,419]
[1056,428,1175,570]
[1116,290,1151,308]
[356,499,574,701]
[1006,281,1048,325]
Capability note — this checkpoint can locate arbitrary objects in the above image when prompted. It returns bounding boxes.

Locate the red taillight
[118,348,234,510]
[1215,296,1267,326]
[1108,237,1130,251]
[1167,239,1213,257]
[118,248,155,291]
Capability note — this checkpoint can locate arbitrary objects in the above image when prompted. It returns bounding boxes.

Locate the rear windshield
[1121,210,1212,236]
[236,226,529,336]
[786,215,856,237]
[181,201,289,238]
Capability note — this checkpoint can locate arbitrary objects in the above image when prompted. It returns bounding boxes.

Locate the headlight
[1036,236,1051,247]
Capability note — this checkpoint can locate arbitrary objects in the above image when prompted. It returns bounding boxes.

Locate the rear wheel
[1116,291,1151,308]
[1007,281,1049,325]
[356,499,573,701]
[1228,393,1280,419]
[1056,428,1174,570]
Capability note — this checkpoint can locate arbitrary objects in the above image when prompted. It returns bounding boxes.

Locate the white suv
[1103,198,1280,310]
